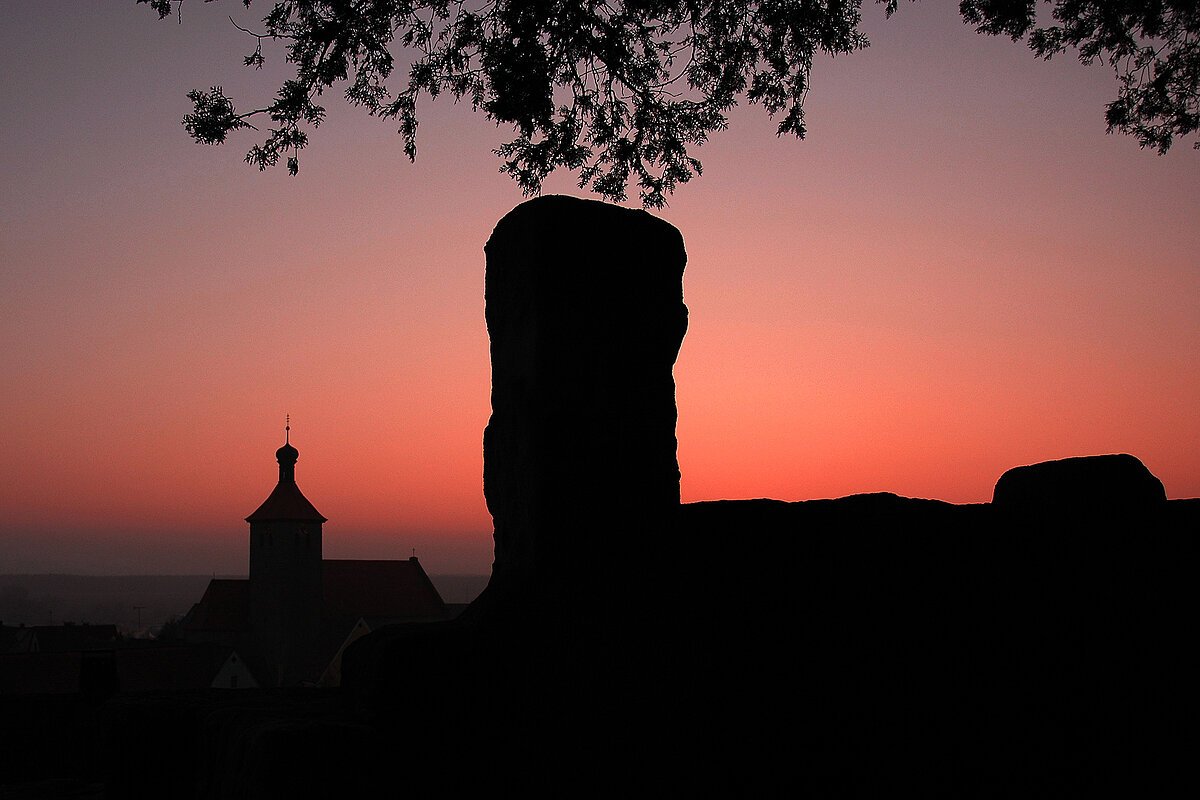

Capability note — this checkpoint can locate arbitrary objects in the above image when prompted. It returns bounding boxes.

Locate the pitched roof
[184,579,250,633]
[245,480,327,523]
[322,558,446,621]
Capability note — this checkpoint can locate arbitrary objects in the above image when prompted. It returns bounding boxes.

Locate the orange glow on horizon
[1,3,1197,575]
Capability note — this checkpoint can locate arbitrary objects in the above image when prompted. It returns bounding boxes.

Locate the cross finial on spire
[285,413,290,444]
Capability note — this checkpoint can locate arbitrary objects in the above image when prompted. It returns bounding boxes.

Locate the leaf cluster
[141,0,869,206]
[141,1,1197,205]
[961,0,1200,152]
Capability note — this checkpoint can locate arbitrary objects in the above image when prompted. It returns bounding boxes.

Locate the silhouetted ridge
[993,452,1167,512]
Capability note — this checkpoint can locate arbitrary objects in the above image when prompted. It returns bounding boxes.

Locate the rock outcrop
[340,196,691,790]
[993,452,1167,513]
[478,195,687,620]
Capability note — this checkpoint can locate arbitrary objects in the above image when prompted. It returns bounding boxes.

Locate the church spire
[247,420,325,523]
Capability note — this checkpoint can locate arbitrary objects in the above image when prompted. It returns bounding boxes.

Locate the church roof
[322,558,446,620]
[184,559,446,638]
[245,432,327,523]
[245,480,327,523]
[184,579,250,633]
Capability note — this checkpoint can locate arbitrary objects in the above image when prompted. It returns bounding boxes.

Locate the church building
[183,427,448,686]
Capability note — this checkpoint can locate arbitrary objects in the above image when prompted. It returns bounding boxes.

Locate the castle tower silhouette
[245,425,326,685]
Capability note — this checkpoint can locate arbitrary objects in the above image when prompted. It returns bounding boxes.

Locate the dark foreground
[5,198,1196,795]
[3,480,1197,796]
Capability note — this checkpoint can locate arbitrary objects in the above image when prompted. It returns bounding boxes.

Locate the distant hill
[0,573,490,633]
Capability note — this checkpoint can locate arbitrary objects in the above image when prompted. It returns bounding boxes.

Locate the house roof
[322,558,446,620]
[183,579,250,633]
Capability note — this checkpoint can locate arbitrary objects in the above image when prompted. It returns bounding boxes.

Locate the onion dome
[276,441,299,463]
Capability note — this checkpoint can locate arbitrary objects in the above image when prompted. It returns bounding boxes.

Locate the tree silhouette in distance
[140,0,1199,206]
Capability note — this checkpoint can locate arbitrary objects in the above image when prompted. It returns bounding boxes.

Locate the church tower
[246,421,326,686]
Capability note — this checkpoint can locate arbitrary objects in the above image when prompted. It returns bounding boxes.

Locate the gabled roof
[184,579,250,633]
[323,558,446,621]
[246,480,327,523]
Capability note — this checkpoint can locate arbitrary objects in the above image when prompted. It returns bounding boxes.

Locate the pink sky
[1,3,1197,575]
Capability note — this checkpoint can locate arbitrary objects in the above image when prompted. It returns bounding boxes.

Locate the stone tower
[245,425,326,685]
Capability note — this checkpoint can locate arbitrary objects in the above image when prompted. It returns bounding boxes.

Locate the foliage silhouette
[962,0,1200,154]
[141,1,1199,205]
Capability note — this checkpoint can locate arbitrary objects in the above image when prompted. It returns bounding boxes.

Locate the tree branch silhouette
[140,0,1199,206]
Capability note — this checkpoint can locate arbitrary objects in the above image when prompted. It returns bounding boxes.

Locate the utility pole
[133,605,145,633]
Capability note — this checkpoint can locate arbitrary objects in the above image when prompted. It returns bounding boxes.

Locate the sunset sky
[2,3,1197,576]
